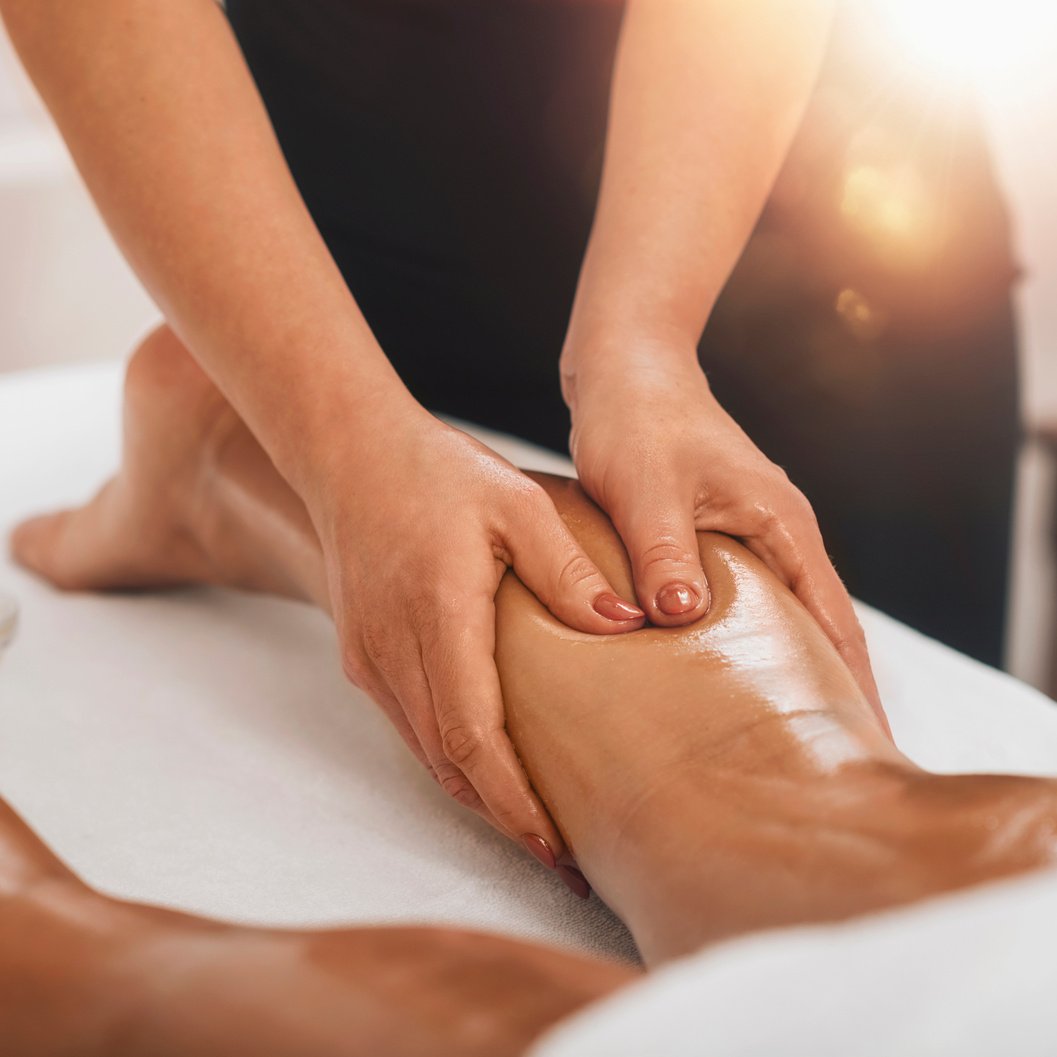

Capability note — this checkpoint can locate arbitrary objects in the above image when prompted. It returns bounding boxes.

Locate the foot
[10,326,235,592]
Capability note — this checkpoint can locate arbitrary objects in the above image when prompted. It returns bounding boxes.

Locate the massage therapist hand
[310,406,645,857]
[563,343,888,732]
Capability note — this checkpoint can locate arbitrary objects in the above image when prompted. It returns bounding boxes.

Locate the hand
[308,407,646,859]
[563,343,888,732]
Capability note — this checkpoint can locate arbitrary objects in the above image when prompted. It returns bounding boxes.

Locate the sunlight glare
[878,0,1057,86]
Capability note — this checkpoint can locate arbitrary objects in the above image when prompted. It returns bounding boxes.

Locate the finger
[556,864,592,900]
[340,642,433,767]
[367,678,436,772]
[382,647,508,832]
[607,489,710,627]
[744,510,892,738]
[343,636,502,825]
[505,492,645,635]
[419,595,568,863]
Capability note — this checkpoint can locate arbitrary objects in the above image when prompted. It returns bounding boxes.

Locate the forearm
[0,0,416,497]
[563,0,834,387]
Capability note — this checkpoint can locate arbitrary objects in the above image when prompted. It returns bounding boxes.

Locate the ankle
[604,757,926,964]
[180,404,262,589]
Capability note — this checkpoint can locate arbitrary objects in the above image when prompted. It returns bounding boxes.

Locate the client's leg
[0,797,632,1056]
[13,327,1057,967]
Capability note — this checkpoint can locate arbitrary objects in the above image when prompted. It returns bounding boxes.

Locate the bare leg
[0,796,632,1057]
[13,326,1057,968]
[11,331,327,607]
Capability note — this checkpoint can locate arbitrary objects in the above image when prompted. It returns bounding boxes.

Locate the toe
[10,511,77,588]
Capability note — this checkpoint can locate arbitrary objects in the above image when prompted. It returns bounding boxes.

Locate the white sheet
[4,362,1057,1051]
[533,864,1057,1057]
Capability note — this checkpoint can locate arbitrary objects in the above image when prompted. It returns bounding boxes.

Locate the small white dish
[0,594,18,652]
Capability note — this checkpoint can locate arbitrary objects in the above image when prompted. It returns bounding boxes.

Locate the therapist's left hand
[562,341,888,733]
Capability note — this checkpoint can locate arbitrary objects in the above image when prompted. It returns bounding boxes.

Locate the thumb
[506,505,645,635]
[614,500,710,627]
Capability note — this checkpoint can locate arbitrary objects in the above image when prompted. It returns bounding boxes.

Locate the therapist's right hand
[310,408,645,864]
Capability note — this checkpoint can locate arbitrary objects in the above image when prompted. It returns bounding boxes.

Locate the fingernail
[521,834,557,870]
[556,865,591,900]
[655,582,699,616]
[593,593,645,622]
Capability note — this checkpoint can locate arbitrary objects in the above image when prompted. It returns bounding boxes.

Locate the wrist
[559,331,705,416]
[278,375,428,516]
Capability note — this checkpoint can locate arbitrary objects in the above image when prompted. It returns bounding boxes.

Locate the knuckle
[555,552,602,593]
[787,488,818,526]
[505,480,552,522]
[410,595,449,643]
[637,538,698,575]
[515,479,551,509]
[832,623,868,655]
[360,619,391,663]
[340,647,370,689]
[487,803,522,835]
[832,635,859,657]
[441,723,486,768]
[439,769,481,809]
[760,460,791,486]
[753,503,783,535]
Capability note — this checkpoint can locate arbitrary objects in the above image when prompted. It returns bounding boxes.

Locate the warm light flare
[835,288,887,342]
[840,157,942,268]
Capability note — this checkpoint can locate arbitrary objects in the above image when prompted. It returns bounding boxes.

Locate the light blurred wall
[0,31,157,375]
[979,42,1057,687]
[975,23,1057,427]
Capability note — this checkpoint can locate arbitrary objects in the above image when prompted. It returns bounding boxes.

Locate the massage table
[4,361,1057,1055]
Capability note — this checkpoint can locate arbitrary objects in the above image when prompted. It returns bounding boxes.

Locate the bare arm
[0,0,405,494]
[566,0,834,357]
[558,1,886,723]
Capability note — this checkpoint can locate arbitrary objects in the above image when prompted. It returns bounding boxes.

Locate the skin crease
[0,0,882,856]
[7,329,1057,1056]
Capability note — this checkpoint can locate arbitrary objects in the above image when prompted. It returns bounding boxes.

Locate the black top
[227,0,624,450]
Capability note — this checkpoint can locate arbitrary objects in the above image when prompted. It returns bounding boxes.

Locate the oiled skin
[498,477,1057,962]
[500,474,896,845]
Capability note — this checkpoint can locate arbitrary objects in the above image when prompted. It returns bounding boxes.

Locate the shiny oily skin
[498,474,1057,963]
[498,472,898,855]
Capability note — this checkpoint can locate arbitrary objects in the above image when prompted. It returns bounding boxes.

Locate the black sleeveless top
[225,1,1020,668]
[226,0,623,451]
